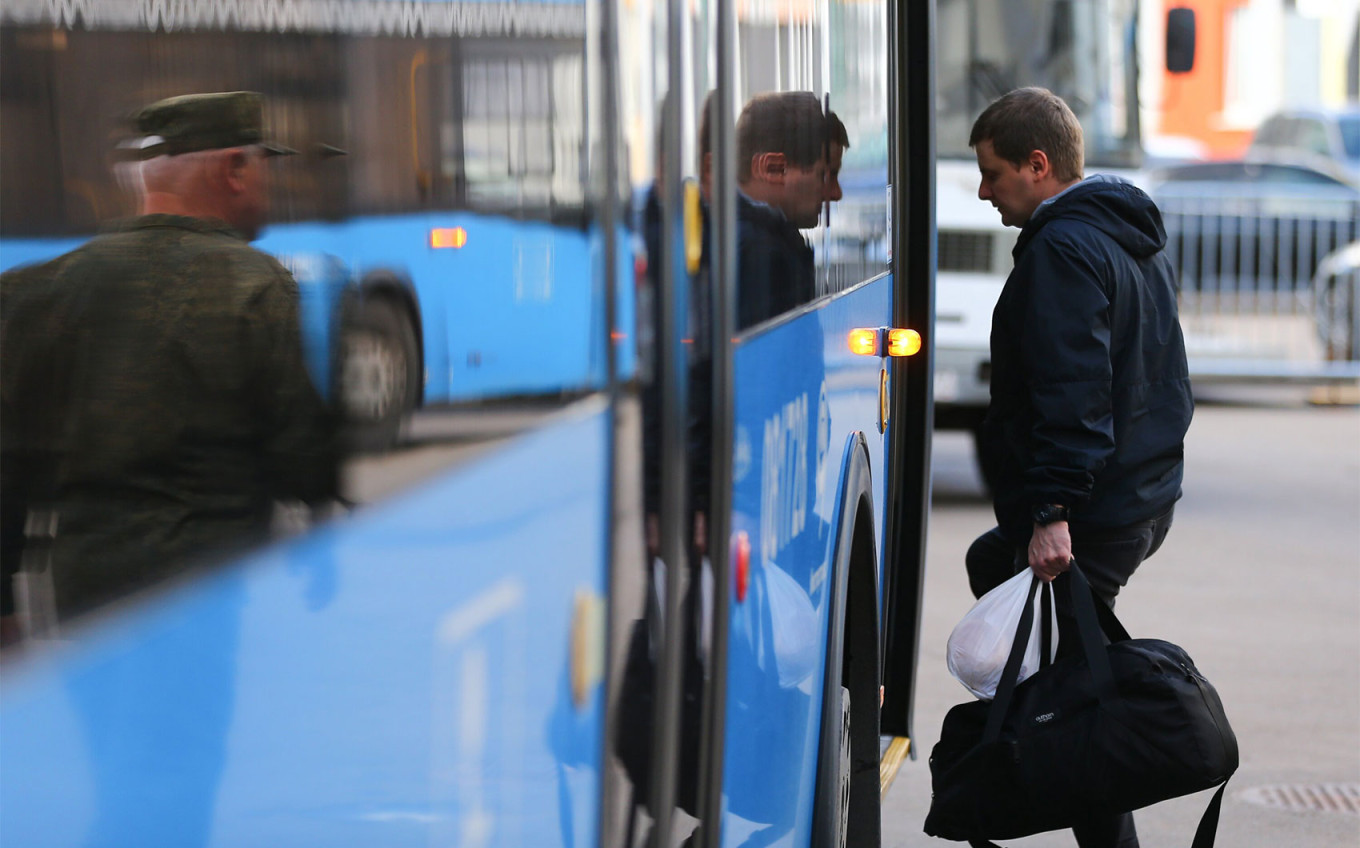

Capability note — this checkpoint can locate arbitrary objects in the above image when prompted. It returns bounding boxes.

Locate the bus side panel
[0,406,612,848]
[722,277,889,843]
[0,238,89,273]
[2,216,634,410]
[257,214,634,404]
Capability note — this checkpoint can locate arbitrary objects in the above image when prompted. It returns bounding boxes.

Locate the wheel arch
[352,269,425,406]
[810,431,882,848]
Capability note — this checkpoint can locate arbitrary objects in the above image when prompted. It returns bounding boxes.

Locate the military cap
[132,91,294,159]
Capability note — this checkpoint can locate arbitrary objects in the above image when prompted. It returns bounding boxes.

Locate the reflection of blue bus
[0,2,936,847]
[0,3,632,450]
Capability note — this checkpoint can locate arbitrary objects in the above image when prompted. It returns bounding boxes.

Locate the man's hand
[1028,521,1073,582]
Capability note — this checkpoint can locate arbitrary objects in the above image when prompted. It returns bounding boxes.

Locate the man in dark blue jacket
[966,87,1193,848]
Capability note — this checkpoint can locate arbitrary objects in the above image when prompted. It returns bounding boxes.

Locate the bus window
[460,44,586,219]
[0,4,613,620]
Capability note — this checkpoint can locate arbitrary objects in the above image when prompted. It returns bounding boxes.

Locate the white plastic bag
[946,569,1058,700]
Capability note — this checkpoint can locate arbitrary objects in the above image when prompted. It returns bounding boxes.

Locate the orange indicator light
[430,227,468,249]
[887,328,922,357]
[848,328,880,356]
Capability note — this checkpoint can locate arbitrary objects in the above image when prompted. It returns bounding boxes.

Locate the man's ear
[751,151,787,185]
[222,148,251,194]
[1026,149,1051,181]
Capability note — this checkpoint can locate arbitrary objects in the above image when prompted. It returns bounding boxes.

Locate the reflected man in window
[735,92,846,329]
[0,91,340,632]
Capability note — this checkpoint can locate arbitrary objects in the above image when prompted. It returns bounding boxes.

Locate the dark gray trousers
[964,506,1175,848]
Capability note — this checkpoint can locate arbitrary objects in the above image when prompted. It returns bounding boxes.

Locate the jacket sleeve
[1016,232,1116,511]
[245,264,342,504]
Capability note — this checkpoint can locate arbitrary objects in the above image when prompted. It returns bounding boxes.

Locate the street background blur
[883,386,1360,847]
[1135,0,1359,384]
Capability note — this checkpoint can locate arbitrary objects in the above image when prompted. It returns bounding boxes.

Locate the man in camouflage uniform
[1,91,339,629]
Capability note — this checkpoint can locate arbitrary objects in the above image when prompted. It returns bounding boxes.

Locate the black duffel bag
[924,563,1238,847]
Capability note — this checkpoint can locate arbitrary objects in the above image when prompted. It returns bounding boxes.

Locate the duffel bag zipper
[1179,661,1206,684]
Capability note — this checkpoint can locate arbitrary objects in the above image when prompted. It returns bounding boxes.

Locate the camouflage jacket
[1,215,340,617]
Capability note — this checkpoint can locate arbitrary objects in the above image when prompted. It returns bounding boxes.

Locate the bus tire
[833,685,852,848]
[815,439,881,848]
[339,296,418,453]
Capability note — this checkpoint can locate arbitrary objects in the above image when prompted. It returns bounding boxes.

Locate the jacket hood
[1016,176,1167,259]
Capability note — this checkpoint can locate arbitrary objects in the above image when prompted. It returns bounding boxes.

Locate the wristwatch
[1032,503,1070,526]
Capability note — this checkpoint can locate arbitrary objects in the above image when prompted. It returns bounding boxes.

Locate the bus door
[881,0,937,757]
[613,0,936,845]
[601,0,718,844]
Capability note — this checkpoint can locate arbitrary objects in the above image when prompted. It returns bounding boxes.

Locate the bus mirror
[1166,8,1196,74]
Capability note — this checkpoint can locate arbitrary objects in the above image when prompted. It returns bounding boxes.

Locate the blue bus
[0,0,936,845]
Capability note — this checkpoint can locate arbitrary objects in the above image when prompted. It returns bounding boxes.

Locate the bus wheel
[833,685,851,848]
[813,681,853,848]
[340,296,418,452]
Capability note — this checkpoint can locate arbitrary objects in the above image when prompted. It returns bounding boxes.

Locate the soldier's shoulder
[190,236,296,291]
[1,250,78,310]
[1,255,63,288]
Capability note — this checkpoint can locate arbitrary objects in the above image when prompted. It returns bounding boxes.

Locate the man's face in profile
[231,146,273,241]
[974,139,1042,228]
[824,143,844,204]
[783,155,828,229]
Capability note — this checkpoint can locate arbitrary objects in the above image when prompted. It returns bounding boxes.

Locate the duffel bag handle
[1066,564,1123,709]
[983,564,1121,742]
[981,573,1044,741]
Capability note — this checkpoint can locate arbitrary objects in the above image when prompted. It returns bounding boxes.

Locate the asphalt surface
[882,387,1360,847]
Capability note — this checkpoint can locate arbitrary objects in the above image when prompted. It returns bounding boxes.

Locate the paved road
[882,387,1360,847]
[341,404,561,504]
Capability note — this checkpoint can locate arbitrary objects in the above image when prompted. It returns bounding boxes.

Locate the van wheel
[339,296,418,452]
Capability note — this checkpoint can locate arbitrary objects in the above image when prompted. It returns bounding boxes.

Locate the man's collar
[738,189,790,224]
[111,214,248,241]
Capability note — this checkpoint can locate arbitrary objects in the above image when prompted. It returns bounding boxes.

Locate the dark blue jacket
[982,177,1193,539]
[736,193,815,331]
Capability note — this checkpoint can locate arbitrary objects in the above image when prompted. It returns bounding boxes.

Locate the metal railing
[1154,182,1360,383]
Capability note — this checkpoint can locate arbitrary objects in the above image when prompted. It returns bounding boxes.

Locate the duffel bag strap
[985,565,1126,738]
[1087,578,1132,644]
[1066,564,1121,706]
[1191,779,1231,848]
[964,778,1231,848]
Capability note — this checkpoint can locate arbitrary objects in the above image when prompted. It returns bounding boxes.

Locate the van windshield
[936,0,1141,168]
